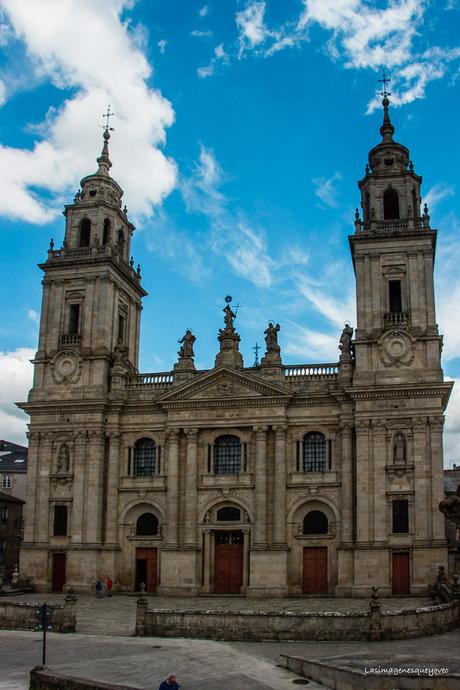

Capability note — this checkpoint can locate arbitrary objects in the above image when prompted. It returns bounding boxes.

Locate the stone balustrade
[0,594,77,633]
[125,372,174,389]
[284,364,339,381]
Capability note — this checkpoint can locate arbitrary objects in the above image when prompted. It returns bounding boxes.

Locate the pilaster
[184,428,199,547]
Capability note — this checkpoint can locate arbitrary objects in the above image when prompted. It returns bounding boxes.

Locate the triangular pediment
[158,366,292,404]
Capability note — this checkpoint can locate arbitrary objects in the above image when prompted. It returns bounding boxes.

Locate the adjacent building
[0,439,28,502]
[18,96,451,595]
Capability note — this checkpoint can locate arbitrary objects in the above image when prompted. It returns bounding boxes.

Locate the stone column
[372,420,387,543]
[184,428,198,546]
[273,425,287,545]
[355,420,370,543]
[36,432,53,543]
[340,423,353,543]
[413,416,429,541]
[253,426,268,546]
[105,432,120,545]
[85,430,106,544]
[242,528,250,590]
[429,416,445,541]
[165,429,180,546]
[23,431,40,543]
[70,431,87,544]
[423,249,436,328]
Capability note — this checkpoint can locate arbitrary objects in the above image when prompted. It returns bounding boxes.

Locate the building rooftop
[0,440,28,473]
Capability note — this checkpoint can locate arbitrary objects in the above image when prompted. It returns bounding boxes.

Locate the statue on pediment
[339,323,354,358]
[178,329,196,359]
[264,322,281,354]
[222,304,236,332]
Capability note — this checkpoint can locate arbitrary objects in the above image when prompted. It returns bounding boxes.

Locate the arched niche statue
[393,433,406,464]
[57,443,70,473]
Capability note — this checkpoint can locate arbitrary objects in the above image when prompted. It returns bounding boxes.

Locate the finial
[252,342,260,367]
[96,104,114,176]
[123,205,128,215]
[355,208,360,221]
[409,160,414,172]
[378,68,394,143]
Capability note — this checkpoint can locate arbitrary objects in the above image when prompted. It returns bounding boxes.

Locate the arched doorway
[134,511,159,592]
[302,509,329,594]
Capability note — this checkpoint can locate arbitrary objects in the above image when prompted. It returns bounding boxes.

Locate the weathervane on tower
[102,104,115,133]
[378,68,391,99]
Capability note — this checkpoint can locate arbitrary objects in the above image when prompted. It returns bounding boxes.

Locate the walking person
[106,576,113,597]
[95,577,103,598]
[159,673,180,690]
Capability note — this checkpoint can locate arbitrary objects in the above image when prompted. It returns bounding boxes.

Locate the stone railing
[125,372,174,389]
[30,666,142,690]
[284,364,339,382]
[135,596,460,642]
[0,594,77,633]
[356,217,430,233]
[60,334,82,347]
[383,311,409,327]
[46,247,141,281]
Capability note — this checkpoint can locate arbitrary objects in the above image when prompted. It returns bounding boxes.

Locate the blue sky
[1,0,460,461]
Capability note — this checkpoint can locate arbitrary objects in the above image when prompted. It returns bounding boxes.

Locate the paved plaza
[1,594,458,689]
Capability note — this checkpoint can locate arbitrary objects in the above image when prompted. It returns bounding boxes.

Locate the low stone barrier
[30,666,143,690]
[0,592,77,633]
[135,597,460,641]
[280,656,460,690]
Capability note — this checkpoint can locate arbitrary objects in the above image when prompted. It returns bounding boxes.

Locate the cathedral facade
[19,98,452,597]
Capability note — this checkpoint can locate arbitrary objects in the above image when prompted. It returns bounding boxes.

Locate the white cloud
[0,78,5,106]
[197,64,215,79]
[236,2,270,57]
[444,378,460,464]
[199,4,209,17]
[157,39,167,54]
[424,183,455,212]
[0,348,34,445]
[284,323,339,362]
[191,30,213,38]
[0,0,176,223]
[197,42,228,78]
[27,309,38,322]
[313,171,342,207]
[296,276,355,328]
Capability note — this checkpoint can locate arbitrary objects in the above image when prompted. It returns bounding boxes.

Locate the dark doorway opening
[392,552,410,594]
[135,547,157,592]
[51,553,66,592]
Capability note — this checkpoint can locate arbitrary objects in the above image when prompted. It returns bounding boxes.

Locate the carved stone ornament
[50,349,82,384]
[378,330,415,367]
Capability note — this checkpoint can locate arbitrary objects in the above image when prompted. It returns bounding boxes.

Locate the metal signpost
[35,603,54,665]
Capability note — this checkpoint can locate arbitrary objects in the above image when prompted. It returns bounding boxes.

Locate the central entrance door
[303,547,328,594]
[214,531,243,594]
[135,547,157,592]
[51,553,66,592]
[392,552,410,594]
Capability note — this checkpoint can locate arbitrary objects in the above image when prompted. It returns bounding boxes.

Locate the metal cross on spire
[378,68,391,98]
[252,342,260,367]
[103,104,115,132]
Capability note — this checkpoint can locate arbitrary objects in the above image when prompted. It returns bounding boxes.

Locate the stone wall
[0,594,77,633]
[30,666,142,690]
[136,597,460,641]
[280,656,460,690]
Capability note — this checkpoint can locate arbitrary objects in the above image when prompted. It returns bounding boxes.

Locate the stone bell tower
[29,126,146,402]
[350,90,443,386]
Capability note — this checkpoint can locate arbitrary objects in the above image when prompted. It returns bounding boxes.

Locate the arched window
[303,432,326,472]
[79,219,91,247]
[136,512,159,536]
[214,435,241,475]
[53,505,68,536]
[133,438,156,476]
[303,510,328,535]
[217,506,241,521]
[118,229,125,258]
[383,188,399,220]
[103,218,111,245]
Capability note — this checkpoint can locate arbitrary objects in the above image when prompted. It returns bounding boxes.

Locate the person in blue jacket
[159,674,180,690]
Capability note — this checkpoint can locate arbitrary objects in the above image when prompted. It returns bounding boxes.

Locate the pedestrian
[106,576,113,597]
[95,577,103,598]
[158,673,180,690]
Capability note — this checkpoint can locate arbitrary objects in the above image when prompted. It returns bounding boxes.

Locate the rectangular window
[117,314,125,344]
[1,475,12,489]
[1,507,8,522]
[392,499,409,533]
[53,505,68,536]
[68,304,80,335]
[389,280,402,313]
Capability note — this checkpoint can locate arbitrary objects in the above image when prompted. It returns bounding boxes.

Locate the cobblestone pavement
[0,630,329,690]
[11,593,431,635]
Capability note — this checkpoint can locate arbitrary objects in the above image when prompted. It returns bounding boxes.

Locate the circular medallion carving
[379,330,415,367]
[51,350,82,384]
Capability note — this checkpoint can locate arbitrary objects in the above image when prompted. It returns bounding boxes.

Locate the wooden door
[136,548,157,592]
[214,532,243,594]
[51,553,66,592]
[303,547,327,594]
[392,552,410,594]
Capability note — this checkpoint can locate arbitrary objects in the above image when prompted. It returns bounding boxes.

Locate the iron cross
[103,104,115,131]
[379,68,391,98]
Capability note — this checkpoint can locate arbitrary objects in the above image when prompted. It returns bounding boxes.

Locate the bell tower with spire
[350,82,442,385]
[29,121,146,403]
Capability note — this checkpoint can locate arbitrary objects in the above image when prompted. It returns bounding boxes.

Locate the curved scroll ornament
[50,349,82,384]
[378,330,415,367]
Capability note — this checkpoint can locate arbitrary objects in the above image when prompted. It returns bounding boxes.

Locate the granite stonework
[0,593,76,632]
[18,102,452,599]
[30,666,142,690]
